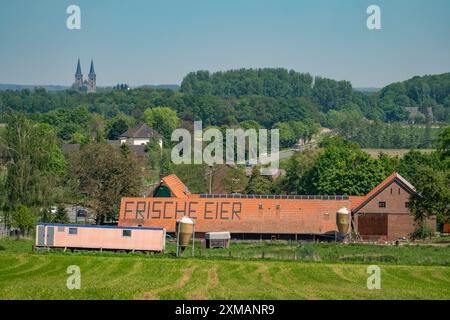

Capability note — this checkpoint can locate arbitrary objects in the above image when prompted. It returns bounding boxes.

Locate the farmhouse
[119,173,436,242]
[119,123,163,148]
[61,123,163,158]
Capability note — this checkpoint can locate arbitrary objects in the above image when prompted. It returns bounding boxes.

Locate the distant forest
[0,69,449,148]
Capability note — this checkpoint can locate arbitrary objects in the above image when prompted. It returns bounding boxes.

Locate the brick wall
[119,197,351,235]
[355,180,436,241]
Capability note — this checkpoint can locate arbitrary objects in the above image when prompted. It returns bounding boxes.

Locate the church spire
[75,58,82,77]
[89,59,95,75]
[88,59,97,93]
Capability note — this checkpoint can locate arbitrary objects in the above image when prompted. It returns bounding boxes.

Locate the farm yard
[1,238,449,300]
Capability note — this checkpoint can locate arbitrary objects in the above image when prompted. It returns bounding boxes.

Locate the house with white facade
[119,123,163,148]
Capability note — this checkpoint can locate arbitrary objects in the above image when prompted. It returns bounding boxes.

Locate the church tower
[87,59,97,93]
[74,58,83,88]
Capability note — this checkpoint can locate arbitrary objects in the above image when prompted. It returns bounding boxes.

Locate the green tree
[282,149,319,194]
[69,142,143,224]
[406,130,450,225]
[312,147,386,195]
[143,107,178,139]
[288,137,387,195]
[107,114,135,140]
[239,120,262,130]
[273,122,296,147]
[53,205,70,224]
[1,113,65,221]
[10,205,35,237]
[408,167,450,224]
[245,166,273,195]
[146,139,163,172]
[438,127,450,159]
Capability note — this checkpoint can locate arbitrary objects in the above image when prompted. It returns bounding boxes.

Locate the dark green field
[0,238,449,300]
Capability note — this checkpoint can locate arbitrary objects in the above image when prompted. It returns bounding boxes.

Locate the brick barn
[352,172,436,241]
[119,173,435,242]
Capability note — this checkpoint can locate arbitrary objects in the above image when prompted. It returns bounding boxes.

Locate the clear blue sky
[1,0,449,87]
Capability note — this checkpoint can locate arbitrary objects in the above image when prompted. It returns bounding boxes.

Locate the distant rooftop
[119,123,162,139]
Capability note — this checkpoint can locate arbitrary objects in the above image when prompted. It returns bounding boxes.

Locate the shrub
[411,222,434,240]
[10,205,35,237]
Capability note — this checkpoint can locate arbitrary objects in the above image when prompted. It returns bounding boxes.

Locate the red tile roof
[349,196,365,210]
[162,174,191,199]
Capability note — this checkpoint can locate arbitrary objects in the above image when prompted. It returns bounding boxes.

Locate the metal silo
[175,216,195,256]
[336,207,351,236]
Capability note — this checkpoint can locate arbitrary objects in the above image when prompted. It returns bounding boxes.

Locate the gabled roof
[162,174,191,199]
[352,172,417,213]
[119,123,162,139]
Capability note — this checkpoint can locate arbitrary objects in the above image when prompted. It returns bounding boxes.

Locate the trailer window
[122,230,132,237]
[58,226,65,232]
[68,228,78,235]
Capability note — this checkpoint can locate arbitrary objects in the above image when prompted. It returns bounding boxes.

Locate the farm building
[119,173,436,242]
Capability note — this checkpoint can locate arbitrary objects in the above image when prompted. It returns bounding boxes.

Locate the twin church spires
[73,58,96,93]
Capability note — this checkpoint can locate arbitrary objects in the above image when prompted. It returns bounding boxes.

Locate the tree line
[1,70,448,150]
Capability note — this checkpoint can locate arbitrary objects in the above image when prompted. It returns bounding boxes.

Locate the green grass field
[0,238,449,300]
[176,241,450,266]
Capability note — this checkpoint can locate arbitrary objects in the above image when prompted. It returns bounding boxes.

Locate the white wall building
[119,123,163,148]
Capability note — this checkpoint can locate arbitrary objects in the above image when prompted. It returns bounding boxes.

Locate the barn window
[405,202,410,208]
[258,204,263,209]
[276,204,281,210]
[68,228,78,235]
[122,230,132,237]
[378,202,386,208]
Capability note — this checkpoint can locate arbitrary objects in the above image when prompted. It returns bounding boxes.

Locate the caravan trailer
[35,224,165,252]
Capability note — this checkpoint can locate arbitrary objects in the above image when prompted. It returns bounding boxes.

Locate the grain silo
[336,207,351,238]
[175,216,195,256]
